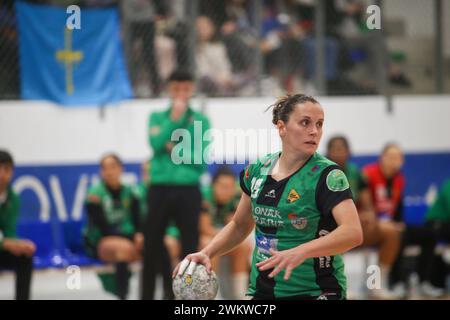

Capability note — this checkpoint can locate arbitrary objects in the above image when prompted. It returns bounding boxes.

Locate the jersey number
[250,178,264,199]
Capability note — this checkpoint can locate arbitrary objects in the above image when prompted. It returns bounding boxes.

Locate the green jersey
[148,106,211,185]
[426,180,450,223]
[240,152,353,299]
[344,162,367,203]
[83,182,137,249]
[0,186,19,250]
[133,182,149,221]
[201,186,240,228]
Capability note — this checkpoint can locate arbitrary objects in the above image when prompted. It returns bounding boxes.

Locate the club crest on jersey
[326,169,350,192]
[288,213,307,230]
[287,189,300,203]
[265,189,276,198]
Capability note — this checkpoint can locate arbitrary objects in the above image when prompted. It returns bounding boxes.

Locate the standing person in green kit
[83,153,143,300]
[142,70,211,300]
[174,94,362,300]
[425,179,450,290]
[0,150,35,300]
[133,159,181,298]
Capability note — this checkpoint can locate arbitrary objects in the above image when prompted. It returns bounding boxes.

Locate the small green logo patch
[326,169,350,192]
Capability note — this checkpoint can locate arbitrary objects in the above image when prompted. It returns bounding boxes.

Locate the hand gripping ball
[173,263,219,300]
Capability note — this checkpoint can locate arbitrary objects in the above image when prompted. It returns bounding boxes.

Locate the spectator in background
[330,0,411,88]
[122,0,168,97]
[151,0,193,83]
[284,0,373,95]
[327,137,401,299]
[220,0,258,95]
[199,0,259,95]
[199,166,251,299]
[362,144,405,298]
[142,70,211,299]
[426,179,450,290]
[0,0,19,98]
[0,150,35,300]
[260,3,304,94]
[83,153,143,300]
[364,144,443,298]
[290,0,410,93]
[196,15,236,96]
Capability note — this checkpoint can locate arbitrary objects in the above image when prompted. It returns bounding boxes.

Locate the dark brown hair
[168,69,194,83]
[100,153,123,168]
[267,94,320,125]
[212,165,236,184]
[327,135,350,153]
[0,150,14,168]
[381,143,402,156]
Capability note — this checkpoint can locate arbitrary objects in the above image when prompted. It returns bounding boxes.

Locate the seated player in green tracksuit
[0,150,35,300]
[199,166,252,299]
[83,153,142,300]
[174,94,363,300]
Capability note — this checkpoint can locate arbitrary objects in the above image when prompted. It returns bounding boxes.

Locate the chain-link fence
[0,0,19,99]
[0,0,449,100]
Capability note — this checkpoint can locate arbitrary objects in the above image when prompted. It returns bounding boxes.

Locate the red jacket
[363,162,405,220]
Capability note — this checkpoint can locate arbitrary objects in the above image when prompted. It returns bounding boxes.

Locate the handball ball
[173,264,219,300]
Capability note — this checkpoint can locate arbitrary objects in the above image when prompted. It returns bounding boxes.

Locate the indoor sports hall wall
[1,96,449,267]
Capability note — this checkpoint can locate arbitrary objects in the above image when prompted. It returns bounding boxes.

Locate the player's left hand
[133,232,144,252]
[256,247,306,280]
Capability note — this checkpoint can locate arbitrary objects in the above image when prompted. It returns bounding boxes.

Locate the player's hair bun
[267,94,319,125]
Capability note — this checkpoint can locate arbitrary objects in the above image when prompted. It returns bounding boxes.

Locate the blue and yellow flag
[16,2,132,106]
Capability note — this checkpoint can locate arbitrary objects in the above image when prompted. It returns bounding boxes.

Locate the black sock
[16,256,33,300]
[115,262,129,300]
[160,247,174,300]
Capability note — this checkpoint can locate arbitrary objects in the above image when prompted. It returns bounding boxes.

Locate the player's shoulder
[87,182,103,195]
[346,162,360,172]
[86,182,105,203]
[191,109,210,122]
[201,184,213,200]
[310,153,340,172]
[362,162,378,174]
[149,108,169,121]
[7,187,19,205]
[201,185,214,212]
[311,154,350,187]
[442,179,450,192]
[132,182,147,197]
[121,183,135,194]
[246,153,278,176]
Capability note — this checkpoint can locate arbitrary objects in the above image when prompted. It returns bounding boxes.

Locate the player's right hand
[19,239,36,257]
[172,251,212,278]
[3,239,35,257]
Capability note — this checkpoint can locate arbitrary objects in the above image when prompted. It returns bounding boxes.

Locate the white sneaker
[391,283,408,299]
[369,288,400,300]
[419,282,444,298]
